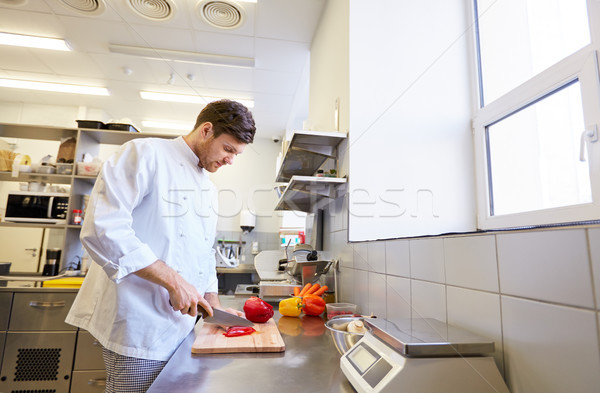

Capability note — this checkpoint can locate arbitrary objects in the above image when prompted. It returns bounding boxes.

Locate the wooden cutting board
[191,319,285,354]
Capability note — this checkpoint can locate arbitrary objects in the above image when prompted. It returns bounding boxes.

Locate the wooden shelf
[275,176,346,212]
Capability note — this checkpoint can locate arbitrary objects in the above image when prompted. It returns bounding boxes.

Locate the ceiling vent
[0,0,28,6]
[57,0,105,15]
[127,0,174,21]
[197,1,245,30]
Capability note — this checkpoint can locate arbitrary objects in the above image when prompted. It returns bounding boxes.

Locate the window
[472,0,600,229]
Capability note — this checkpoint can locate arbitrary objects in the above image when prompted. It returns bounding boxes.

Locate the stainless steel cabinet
[0,290,78,393]
[71,370,106,392]
[9,292,76,331]
[0,293,11,330]
[74,330,104,370]
[1,331,76,392]
[71,330,106,392]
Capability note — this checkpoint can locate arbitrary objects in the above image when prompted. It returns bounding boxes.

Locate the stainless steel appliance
[4,191,69,224]
[340,318,510,393]
[242,246,333,301]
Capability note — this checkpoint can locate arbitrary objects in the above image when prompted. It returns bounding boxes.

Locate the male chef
[66,99,256,392]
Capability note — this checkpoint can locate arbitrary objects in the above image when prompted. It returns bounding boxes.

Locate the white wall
[309,1,600,393]
[347,0,476,240]
[210,137,282,233]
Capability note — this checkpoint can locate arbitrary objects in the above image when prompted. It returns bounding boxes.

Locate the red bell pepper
[301,294,326,316]
[243,296,274,323]
[223,326,256,337]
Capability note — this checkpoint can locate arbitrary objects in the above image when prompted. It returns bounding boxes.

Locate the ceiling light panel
[140,91,253,108]
[142,120,194,131]
[0,79,109,95]
[108,44,254,68]
[0,32,71,51]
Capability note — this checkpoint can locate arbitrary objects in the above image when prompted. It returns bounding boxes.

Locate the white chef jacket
[66,136,219,361]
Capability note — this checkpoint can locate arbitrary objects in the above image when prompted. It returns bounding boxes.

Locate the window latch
[579,125,598,162]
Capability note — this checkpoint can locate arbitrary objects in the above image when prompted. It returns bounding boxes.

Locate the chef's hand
[168,278,213,318]
[221,307,245,318]
[134,260,212,318]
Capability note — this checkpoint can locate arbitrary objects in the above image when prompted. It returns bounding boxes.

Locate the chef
[66,99,256,392]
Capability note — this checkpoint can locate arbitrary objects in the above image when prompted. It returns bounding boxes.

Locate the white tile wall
[501,295,600,393]
[587,228,600,309]
[386,275,411,321]
[385,239,410,277]
[444,235,499,292]
[447,286,504,373]
[497,229,594,308]
[368,272,387,317]
[322,214,600,393]
[353,241,369,271]
[353,268,369,315]
[338,266,355,304]
[331,230,353,269]
[367,241,386,273]
[409,238,445,283]
[411,280,446,321]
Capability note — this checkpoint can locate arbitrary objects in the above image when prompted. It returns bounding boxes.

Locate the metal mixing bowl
[325,316,368,355]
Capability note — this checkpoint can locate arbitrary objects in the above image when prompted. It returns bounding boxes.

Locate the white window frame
[472,1,600,230]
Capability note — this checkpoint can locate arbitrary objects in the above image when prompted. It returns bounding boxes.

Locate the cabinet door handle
[88,378,107,387]
[29,300,66,308]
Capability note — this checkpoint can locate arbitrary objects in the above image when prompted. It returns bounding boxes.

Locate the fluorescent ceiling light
[140,91,254,108]
[0,79,109,96]
[0,32,70,51]
[142,120,194,131]
[109,44,254,68]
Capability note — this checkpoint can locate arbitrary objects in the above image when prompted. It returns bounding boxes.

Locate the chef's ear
[200,122,213,138]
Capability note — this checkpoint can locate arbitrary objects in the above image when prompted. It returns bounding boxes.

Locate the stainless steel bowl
[325,316,367,355]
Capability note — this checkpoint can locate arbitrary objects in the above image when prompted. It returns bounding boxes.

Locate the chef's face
[199,130,247,172]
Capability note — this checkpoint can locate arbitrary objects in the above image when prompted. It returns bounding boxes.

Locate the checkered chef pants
[102,347,167,393]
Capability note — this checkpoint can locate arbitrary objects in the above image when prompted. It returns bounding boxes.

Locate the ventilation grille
[14,348,61,382]
[199,1,244,29]
[128,0,173,20]
[58,0,104,15]
[0,0,28,6]
[11,390,56,393]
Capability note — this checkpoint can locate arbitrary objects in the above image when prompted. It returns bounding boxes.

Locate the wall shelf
[275,176,346,212]
[275,130,346,183]
[0,122,174,271]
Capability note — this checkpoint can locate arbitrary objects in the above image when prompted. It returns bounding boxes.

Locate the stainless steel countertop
[148,296,356,393]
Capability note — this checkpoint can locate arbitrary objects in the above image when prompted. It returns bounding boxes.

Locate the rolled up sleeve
[80,140,158,283]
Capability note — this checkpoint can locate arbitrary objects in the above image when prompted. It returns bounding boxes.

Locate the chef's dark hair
[194,99,256,144]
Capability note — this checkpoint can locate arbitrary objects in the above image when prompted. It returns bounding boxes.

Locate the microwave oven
[4,191,69,224]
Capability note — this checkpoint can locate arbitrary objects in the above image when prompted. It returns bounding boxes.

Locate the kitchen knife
[199,306,254,327]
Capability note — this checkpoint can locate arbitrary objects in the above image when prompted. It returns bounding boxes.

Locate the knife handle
[197,304,210,319]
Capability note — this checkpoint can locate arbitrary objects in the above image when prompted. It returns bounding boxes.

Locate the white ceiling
[0,0,325,139]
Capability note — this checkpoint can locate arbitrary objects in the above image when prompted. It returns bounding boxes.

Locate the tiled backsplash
[324,197,600,393]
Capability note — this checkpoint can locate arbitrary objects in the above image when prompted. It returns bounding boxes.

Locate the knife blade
[199,306,254,327]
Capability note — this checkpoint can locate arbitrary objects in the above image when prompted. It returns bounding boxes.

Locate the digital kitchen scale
[340,318,510,393]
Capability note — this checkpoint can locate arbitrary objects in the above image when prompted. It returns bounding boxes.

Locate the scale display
[348,344,378,373]
[347,343,393,388]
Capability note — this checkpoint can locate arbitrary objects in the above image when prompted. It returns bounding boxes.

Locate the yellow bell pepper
[278,297,302,317]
